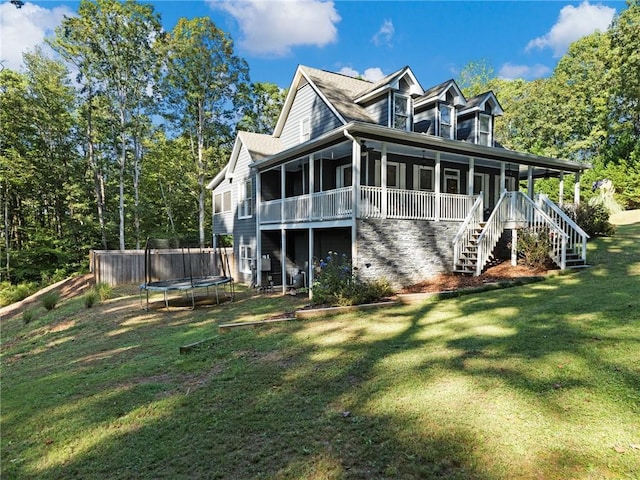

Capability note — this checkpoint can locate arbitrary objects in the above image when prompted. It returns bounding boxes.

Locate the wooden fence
[90,248,235,286]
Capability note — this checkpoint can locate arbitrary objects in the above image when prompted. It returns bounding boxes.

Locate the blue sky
[0,0,624,90]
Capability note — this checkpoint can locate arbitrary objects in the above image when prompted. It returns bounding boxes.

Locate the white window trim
[413,165,435,191]
[238,179,252,219]
[214,190,232,215]
[444,168,460,194]
[392,93,411,131]
[439,104,455,139]
[300,117,311,143]
[239,244,253,274]
[473,172,490,206]
[375,160,406,189]
[336,164,352,188]
[478,113,492,146]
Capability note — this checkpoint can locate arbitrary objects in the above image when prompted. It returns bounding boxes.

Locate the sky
[0,0,625,90]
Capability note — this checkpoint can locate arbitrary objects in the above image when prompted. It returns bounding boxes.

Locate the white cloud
[498,63,551,80]
[208,0,340,56]
[372,19,394,47]
[525,1,615,57]
[0,2,73,71]
[338,66,385,82]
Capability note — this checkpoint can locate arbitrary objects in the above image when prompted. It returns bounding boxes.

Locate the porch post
[281,228,287,294]
[309,154,315,220]
[500,162,506,192]
[280,164,286,221]
[468,157,474,196]
[255,170,262,287]
[574,171,581,205]
[308,227,314,299]
[352,138,361,266]
[527,166,534,199]
[435,152,441,221]
[511,228,518,266]
[381,143,388,218]
[559,172,564,207]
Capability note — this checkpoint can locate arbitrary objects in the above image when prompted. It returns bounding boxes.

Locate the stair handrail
[536,194,589,261]
[475,190,510,276]
[452,194,484,270]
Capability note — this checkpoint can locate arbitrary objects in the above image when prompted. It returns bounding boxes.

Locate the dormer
[456,91,503,146]
[413,79,466,139]
[354,67,424,131]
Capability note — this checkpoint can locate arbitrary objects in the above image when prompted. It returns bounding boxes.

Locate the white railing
[476,191,568,275]
[261,186,476,224]
[537,194,589,261]
[452,194,484,270]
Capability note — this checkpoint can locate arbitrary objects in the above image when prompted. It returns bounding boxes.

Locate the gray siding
[363,95,389,126]
[279,83,343,149]
[232,145,257,284]
[356,218,462,289]
[457,114,475,142]
[414,105,437,135]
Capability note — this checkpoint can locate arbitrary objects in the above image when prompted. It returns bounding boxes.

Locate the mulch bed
[401,261,553,294]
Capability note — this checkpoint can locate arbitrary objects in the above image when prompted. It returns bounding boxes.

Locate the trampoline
[139,237,234,310]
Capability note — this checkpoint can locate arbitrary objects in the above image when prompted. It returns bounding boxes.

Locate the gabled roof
[354,66,424,103]
[458,91,504,116]
[206,131,283,190]
[414,79,466,107]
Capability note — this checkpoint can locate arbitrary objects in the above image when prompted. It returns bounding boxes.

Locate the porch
[259,186,479,224]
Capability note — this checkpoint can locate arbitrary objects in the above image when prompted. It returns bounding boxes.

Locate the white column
[527,166,534,199]
[435,152,441,221]
[281,228,287,294]
[309,154,315,220]
[574,172,581,205]
[308,227,314,300]
[351,139,361,267]
[280,164,286,222]
[511,228,518,266]
[468,157,474,196]
[255,171,262,287]
[500,162,506,193]
[381,143,388,218]
[558,172,564,207]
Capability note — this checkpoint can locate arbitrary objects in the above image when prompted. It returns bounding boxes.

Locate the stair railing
[475,190,510,276]
[452,194,484,270]
[536,194,589,261]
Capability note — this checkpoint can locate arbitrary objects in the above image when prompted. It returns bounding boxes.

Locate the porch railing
[452,194,484,270]
[536,194,589,261]
[476,191,568,275]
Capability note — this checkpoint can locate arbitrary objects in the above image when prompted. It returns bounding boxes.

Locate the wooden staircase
[453,223,483,275]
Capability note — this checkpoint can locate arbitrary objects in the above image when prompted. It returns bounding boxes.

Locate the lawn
[1,215,639,479]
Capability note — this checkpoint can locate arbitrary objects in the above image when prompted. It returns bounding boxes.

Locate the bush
[311,252,393,306]
[563,203,615,237]
[0,281,38,307]
[40,291,60,311]
[95,282,112,302]
[84,290,99,309]
[22,309,35,325]
[517,227,554,270]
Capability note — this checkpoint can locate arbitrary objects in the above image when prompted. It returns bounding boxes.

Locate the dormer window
[478,114,491,146]
[440,104,454,139]
[393,93,411,131]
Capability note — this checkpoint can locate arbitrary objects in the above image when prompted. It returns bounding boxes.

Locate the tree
[163,17,249,246]
[237,82,287,134]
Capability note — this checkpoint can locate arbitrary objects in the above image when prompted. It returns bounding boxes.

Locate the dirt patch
[401,261,552,294]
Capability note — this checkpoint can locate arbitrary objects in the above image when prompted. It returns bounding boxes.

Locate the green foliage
[311,252,393,306]
[562,203,615,238]
[0,281,38,307]
[83,290,99,309]
[516,228,553,270]
[40,291,60,311]
[94,282,112,302]
[22,310,35,325]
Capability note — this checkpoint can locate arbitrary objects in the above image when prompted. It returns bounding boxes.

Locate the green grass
[2,218,639,480]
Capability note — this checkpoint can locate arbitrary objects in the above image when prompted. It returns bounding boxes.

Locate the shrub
[517,227,554,270]
[563,203,615,237]
[40,291,60,311]
[95,282,112,302]
[22,309,35,325]
[84,290,99,309]
[0,281,38,307]
[311,252,393,306]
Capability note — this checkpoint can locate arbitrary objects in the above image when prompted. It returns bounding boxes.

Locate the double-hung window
[238,179,252,219]
[414,165,435,191]
[393,94,410,131]
[440,104,454,139]
[478,114,491,146]
[239,244,252,274]
[214,190,231,215]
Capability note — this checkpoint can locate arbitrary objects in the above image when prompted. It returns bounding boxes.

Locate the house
[207,65,589,291]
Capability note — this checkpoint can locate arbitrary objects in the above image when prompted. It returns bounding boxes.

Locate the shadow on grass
[2,222,639,479]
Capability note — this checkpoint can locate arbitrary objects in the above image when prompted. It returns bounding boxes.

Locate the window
[444,168,460,194]
[478,114,491,146]
[300,117,311,142]
[214,190,231,215]
[440,104,454,139]
[414,165,434,191]
[393,94,410,130]
[474,172,490,206]
[374,161,406,189]
[238,179,252,219]
[336,164,352,188]
[239,245,252,274]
